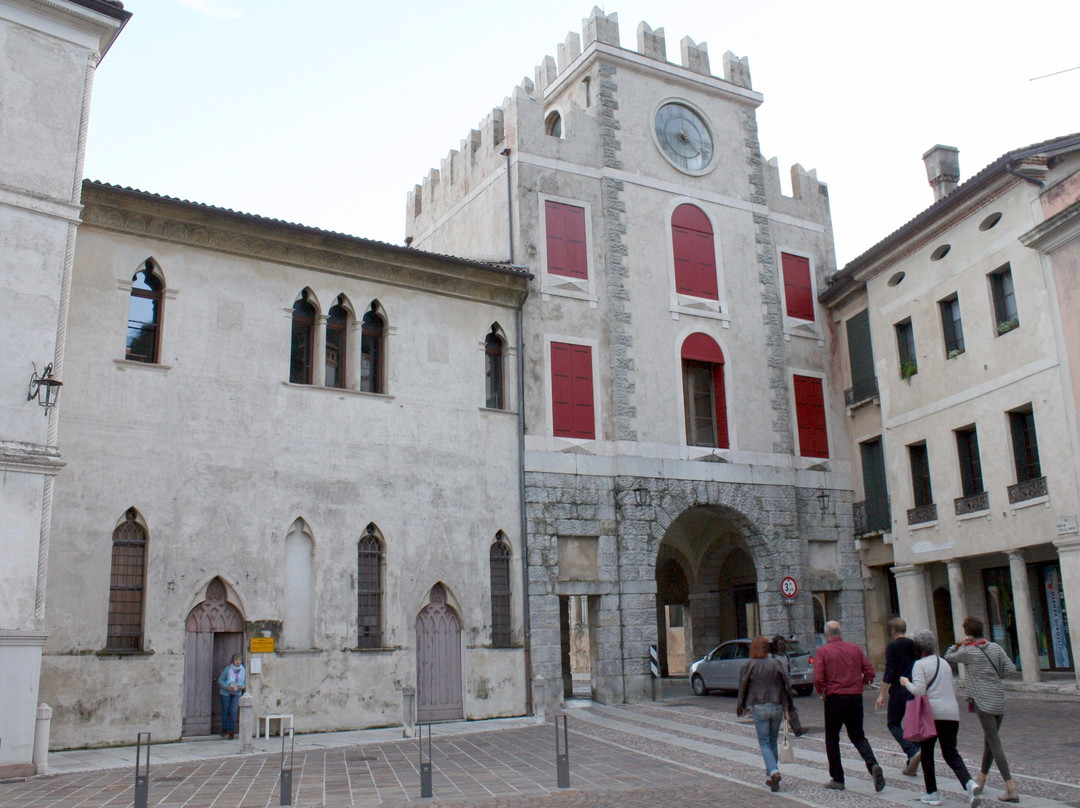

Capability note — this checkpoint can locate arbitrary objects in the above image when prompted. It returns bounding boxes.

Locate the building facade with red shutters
[407,9,854,705]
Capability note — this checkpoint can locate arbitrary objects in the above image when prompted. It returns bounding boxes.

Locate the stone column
[238,694,254,753]
[1052,537,1080,690]
[1007,550,1042,683]
[402,686,416,738]
[33,703,51,775]
[945,560,967,646]
[312,314,328,386]
[891,564,931,634]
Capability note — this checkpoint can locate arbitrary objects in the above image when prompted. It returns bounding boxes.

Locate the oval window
[979,212,1003,231]
[930,244,951,261]
[887,271,906,287]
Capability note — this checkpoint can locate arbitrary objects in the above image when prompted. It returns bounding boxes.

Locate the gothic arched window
[289,290,316,384]
[485,327,505,409]
[325,299,349,388]
[489,536,512,647]
[107,508,148,651]
[357,524,384,649]
[126,259,164,363]
[360,304,385,393]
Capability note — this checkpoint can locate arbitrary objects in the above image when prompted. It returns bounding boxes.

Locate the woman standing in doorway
[945,617,1018,802]
[738,636,794,792]
[217,653,246,739]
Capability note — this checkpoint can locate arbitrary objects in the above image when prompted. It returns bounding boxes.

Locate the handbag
[779,717,795,763]
[902,658,940,742]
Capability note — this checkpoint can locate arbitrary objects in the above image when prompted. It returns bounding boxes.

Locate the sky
[83,1,1080,268]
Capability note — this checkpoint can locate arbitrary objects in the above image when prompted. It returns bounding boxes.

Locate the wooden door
[182,578,244,736]
[415,585,463,723]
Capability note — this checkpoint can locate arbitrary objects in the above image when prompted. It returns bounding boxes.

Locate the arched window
[107,508,148,651]
[126,259,164,363]
[360,303,385,393]
[290,290,316,384]
[357,524,384,649]
[490,536,512,647]
[545,111,563,138]
[283,519,314,649]
[485,327,505,409]
[325,299,348,388]
[681,333,728,448]
[671,204,718,300]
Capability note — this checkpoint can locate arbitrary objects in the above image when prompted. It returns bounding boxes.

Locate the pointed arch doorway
[415,584,463,723]
[182,578,244,736]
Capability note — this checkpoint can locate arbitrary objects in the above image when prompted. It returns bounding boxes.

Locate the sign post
[781,576,798,636]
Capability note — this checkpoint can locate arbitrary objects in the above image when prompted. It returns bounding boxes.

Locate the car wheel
[691,674,709,696]
[795,686,813,697]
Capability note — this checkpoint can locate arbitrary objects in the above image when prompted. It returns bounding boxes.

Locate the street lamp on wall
[27,362,62,413]
[816,489,831,515]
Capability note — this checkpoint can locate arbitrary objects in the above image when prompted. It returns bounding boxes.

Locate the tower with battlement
[408,8,859,708]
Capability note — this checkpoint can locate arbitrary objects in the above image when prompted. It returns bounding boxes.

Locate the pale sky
[84,1,1080,268]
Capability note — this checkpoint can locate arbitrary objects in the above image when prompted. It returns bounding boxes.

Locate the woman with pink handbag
[900,630,982,807]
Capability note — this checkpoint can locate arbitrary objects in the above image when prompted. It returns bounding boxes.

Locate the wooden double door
[182,579,244,736]
[415,585,463,723]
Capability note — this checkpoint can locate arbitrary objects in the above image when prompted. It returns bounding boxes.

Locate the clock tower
[407,9,855,708]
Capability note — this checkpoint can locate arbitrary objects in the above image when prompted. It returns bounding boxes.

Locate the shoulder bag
[903,658,940,742]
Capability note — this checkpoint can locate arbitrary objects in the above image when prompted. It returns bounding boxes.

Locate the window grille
[357,530,383,649]
[107,509,147,651]
[490,540,512,647]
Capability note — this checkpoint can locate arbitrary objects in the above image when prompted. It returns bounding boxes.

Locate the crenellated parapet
[406,7,757,243]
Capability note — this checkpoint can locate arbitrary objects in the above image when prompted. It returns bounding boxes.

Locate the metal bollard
[134,732,150,808]
[279,726,295,805]
[555,715,570,789]
[33,704,51,775]
[649,644,660,702]
[418,724,432,798]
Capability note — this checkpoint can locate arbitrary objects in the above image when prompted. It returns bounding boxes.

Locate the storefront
[982,560,1074,672]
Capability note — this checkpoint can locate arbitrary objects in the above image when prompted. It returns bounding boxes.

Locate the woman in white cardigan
[900,630,981,807]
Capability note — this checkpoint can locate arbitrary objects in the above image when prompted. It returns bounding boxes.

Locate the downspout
[503,146,535,715]
[1006,163,1046,188]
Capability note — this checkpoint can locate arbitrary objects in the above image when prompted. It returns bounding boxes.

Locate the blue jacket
[218,663,246,696]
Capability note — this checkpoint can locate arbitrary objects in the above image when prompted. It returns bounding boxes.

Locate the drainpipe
[501,148,515,263]
[1006,163,1045,188]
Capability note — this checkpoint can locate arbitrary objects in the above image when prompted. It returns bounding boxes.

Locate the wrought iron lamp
[816,489,831,515]
[27,362,62,413]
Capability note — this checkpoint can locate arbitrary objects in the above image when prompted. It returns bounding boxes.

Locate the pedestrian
[737,635,794,792]
[900,629,982,807]
[875,617,922,775]
[812,620,886,792]
[217,653,246,739]
[945,617,1019,803]
[769,635,804,736]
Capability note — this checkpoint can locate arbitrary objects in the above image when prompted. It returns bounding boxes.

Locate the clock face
[655,102,714,172]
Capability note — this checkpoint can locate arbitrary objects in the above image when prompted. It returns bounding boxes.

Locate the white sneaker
[920,793,942,806]
[967,779,983,807]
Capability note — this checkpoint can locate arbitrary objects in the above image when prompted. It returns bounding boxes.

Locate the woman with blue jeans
[217,653,246,739]
[737,635,794,792]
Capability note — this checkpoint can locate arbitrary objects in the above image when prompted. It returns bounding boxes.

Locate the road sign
[780,576,798,599]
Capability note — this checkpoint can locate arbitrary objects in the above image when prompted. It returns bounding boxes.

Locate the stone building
[406,9,858,705]
[0,0,129,776]
[822,135,1080,681]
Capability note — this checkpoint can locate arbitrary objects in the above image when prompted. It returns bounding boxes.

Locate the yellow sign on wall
[250,637,275,653]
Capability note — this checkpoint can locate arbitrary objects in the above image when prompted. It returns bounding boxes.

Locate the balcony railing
[844,376,879,408]
[954,491,989,516]
[854,497,891,535]
[1007,476,1048,504]
[907,503,938,525]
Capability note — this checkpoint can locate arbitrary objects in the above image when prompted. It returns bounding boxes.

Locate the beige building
[408,9,856,705]
[0,0,129,776]
[823,136,1080,681]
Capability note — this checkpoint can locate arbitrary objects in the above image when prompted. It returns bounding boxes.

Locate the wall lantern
[27,362,62,413]
[633,486,651,506]
[816,489,831,515]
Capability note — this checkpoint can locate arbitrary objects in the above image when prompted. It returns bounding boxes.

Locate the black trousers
[920,719,972,794]
[824,693,878,783]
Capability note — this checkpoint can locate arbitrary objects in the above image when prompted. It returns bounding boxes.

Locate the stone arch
[182,577,245,736]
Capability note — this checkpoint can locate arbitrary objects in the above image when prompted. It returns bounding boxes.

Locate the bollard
[238,694,254,753]
[649,644,660,702]
[134,732,150,808]
[279,726,295,805]
[418,724,432,798]
[532,676,546,725]
[555,715,570,789]
[402,686,416,738]
[33,703,51,775]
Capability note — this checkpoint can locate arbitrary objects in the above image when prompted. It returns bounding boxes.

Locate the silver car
[689,638,814,696]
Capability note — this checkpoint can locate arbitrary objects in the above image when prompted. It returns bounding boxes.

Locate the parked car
[689,637,814,697]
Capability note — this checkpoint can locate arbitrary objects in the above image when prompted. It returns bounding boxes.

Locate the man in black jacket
[875,617,921,775]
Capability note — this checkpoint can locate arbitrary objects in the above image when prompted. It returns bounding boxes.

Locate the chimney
[922,145,960,202]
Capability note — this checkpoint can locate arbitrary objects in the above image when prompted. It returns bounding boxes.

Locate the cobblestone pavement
[1,687,1077,808]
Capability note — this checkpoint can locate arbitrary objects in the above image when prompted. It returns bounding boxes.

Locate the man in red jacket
[813,620,886,792]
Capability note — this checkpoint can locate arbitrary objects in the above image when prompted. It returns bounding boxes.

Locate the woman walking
[217,653,246,739]
[945,617,1018,802]
[738,635,794,792]
[901,630,982,807]
[769,635,804,736]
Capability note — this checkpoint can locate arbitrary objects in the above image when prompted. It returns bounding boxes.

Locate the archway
[182,578,244,736]
[657,505,760,665]
[415,584,463,722]
[655,557,690,676]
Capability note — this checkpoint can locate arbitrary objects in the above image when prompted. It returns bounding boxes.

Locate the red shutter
[672,205,718,299]
[551,342,594,439]
[681,334,728,448]
[546,202,588,280]
[782,253,815,321]
[793,375,829,458]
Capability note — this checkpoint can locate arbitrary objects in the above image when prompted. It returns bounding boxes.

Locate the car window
[717,643,739,660]
[786,641,808,655]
